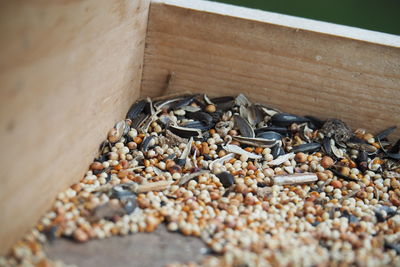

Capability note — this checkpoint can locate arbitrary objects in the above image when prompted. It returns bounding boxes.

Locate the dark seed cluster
[2,93,400,267]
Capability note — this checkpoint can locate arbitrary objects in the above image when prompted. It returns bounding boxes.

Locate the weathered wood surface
[0,0,149,255]
[45,224,206,267]
[141,0,400,139]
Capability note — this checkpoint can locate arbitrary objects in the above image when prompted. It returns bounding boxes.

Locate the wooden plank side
[141,1,400,139]
[0,0,149,255]
[152,0,400,48]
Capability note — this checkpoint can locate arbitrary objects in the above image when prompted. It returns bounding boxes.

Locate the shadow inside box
[45,224,207,267]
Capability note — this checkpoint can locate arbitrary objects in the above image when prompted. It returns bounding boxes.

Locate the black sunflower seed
[375,126,397,141]
[186,111,213,125]
[141,136,155,151]
[181,120,211,131]
[256,131,282,141]
[169,125,201,138]
[126,100,146,120]
[270,113,309,127]
[271,144,285,158]
[255,126,289,136]
[216,172,234,188]
[291,142,321,153]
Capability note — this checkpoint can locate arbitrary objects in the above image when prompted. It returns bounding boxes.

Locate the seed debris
[273,173,318,185]
[3,93,400,267]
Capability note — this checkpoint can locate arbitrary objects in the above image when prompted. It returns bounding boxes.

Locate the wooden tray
[1,0,399,255]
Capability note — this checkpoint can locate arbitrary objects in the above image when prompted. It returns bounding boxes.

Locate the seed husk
[233,114,254,138]
[232,136,278,148]
[375,126,397,140]
[257,103,280,117]
[177,137,193,167]
[144,97,156,116]
[330,139,344,158]
[168,125,202,138]
[182,105,202,113]
[215,121,234,137]
[136,181,172,193]
[141,135,155,151]
[131,113,149,129]
[235,93,251,106]
[346,140,377,154]
[126,100,146,120]
[209,153,235,171]
[240,104,263,126]
[271,144,285,158]
[163,129,188,147]
[223,144,262,159]
[154,97,184,110]
[268,152,295,166]
[273,173,318,185]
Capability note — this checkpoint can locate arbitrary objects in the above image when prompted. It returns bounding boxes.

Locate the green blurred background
[211,0,400,35]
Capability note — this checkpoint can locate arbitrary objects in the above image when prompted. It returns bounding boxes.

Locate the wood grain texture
[152,0,400,48]
[141,0,400,139]
[45,224,206,267]
[0,0,149,255]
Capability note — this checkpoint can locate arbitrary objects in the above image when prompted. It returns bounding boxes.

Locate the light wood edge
[0,0,150,255]
[152,0,400,48]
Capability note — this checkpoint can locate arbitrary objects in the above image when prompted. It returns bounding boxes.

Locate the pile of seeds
[1,93,400,267]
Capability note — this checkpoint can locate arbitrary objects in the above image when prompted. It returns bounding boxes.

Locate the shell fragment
[273,173,318,185]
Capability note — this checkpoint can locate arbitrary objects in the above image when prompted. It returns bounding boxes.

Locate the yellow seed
[73,228,88,243]
[331,180,342,189]
[321,156,334,169]
[218,150,227,157]
[339,166,350,177]
[316,172,328,181]
[205,104,216,113]
[294,152,307,163]
[349,160,357,168]
[255,147,263,154]
[134,136,143,144]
